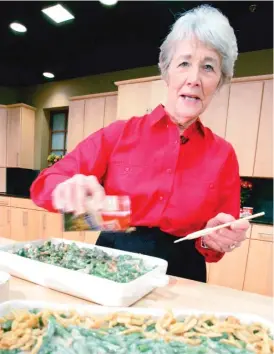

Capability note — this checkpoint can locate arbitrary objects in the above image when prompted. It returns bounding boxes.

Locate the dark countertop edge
[0,193,30,199]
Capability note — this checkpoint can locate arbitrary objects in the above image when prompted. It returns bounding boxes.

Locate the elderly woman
[31,5,249,283]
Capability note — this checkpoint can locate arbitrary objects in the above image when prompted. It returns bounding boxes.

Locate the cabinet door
[225,81,263,176]
[10,208,27,241]
[42,212,63,239]
[104,95,117,127]
[243,240,273,296]
[201,84,230,138]
[67,100,85,153]
[0,206,11,239]
[251,224,273,242]
[149,80,168,111]
[0,107,7,167]
[117,81,151,120]
[83,97,105,138]
[26,210,42,241]
[253,80,273,177]
[207,238,250,290]
[6,107,21,167]
[84,231,100,244]
[20,107,35,169]
[0,168,6,193]
[63,231,85,242]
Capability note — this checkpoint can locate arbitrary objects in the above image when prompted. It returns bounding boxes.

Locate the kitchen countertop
[0,237,273,323]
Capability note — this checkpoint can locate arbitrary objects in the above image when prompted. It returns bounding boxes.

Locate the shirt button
[174,140,178,144]
[166,168,172,174]
[209,183,214,189]
[159,196,163,201]
[166,124,169,128]
[125,167,129,172]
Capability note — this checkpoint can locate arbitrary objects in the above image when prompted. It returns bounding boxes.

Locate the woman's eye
[179,61,189,67]
[204,64,214,72]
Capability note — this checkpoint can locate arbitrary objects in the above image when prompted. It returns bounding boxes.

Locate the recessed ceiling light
[9,22,27,33]
[42,4,74,24]
[99,0,118,6]
[43,72,55,79]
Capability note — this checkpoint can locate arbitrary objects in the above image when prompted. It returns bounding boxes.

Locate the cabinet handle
[43,214,46,230]
[258,232,273,239]
[7,209,10,223]
[23,211,28,226]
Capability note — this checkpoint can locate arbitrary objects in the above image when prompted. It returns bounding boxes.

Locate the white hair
[158,5,238,85]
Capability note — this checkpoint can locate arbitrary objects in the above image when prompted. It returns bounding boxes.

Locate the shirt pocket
[104,162,145,194]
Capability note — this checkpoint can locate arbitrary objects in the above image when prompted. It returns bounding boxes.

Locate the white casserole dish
[0,271,10,303]
[0,300,273,354]
[0,238,168,307]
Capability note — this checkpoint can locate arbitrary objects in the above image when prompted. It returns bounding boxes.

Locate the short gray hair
[158,5,238,85]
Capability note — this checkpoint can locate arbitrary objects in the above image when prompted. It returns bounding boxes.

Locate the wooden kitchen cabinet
[201,83,230,138]
[63,231,85,242]
[10,208,41,241]
[67,92,118,153]
[10,208,27,241]
[116,80,152,119]
[207,238,250,290]
[85,231,100,244]
[149,79,168,110]
[225,81,263,176]
[6,104,35,169]
[0,106,7,167]
[253,79,273,177]
[243,239,273,296]
[67,99,85,153]
[104,95,117,127]
[0,206,10,239]
[250,224,273,242]
[83,97,105,139]
[41,212,63,239]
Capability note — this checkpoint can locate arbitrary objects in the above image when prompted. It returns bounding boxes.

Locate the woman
[31,5,249,283]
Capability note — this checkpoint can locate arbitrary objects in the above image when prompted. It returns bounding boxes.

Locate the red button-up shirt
[31,105,240,263]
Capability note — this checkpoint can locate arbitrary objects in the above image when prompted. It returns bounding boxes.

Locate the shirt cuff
[195,237,225,263]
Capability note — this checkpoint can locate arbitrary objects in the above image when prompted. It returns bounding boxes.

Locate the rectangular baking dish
[0,238,168,307]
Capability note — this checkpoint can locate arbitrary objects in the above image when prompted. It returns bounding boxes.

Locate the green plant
[47,153,63,166]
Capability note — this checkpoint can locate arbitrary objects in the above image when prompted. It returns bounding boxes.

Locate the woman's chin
[176,101,202,120]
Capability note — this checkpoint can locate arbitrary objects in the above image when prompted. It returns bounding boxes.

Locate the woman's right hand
[52,174,105,215]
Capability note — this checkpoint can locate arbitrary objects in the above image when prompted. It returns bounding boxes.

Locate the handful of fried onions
[0,308,273,353]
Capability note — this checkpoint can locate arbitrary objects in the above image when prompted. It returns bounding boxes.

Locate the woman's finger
[63,180,74,212]
[217,228,246,242]
[230,219,250,231]
[52,184,65,211]
[74,179,86,215]
[85,176,105,212]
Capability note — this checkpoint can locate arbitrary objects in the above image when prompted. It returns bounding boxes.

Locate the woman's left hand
[203,213,250,253]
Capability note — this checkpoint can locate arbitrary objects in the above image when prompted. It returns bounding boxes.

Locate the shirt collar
[148,104,206,137]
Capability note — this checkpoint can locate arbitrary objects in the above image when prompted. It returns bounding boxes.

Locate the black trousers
[96,227,206,283]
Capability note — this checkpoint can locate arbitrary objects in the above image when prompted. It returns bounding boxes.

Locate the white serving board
[0,300,273,354]
[0,238,168,307]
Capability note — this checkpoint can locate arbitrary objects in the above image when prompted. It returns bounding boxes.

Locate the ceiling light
[42,4,74,24]
[43,72,55,79]
[99,0,118,6]
[9,22,27,33]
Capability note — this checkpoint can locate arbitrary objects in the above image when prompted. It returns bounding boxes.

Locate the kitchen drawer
[10,197,44,211]
[251,224,273,242]
[246,225,252,239]
[0,196,10,207]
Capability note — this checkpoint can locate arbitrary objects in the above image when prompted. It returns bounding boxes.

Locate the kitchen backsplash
[240,177,273,225]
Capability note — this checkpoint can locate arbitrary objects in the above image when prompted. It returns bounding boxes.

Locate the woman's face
[165,37,222,124]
